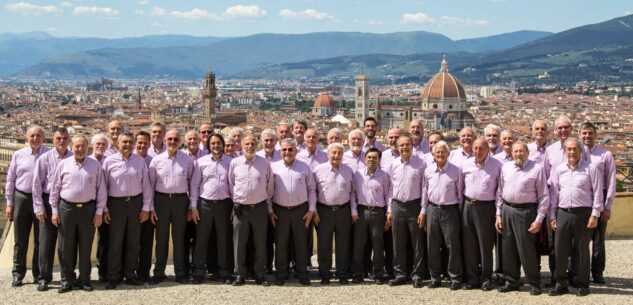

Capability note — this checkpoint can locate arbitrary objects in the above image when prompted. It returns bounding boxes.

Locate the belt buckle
[250,204,256,209]
[332,205,340,212]
[77,203,83,208]
[125,196,131,202]
[169,193,174,198]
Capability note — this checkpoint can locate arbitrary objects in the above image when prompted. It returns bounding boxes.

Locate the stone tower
[355,74,369,124]
[203,68,218,121]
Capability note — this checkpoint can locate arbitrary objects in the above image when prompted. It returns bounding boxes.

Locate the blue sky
[1,0,632,39]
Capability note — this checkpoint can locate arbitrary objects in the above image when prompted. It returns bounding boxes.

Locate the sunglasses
[200,130,213,134]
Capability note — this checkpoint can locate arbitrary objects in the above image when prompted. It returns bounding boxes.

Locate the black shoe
[463,283,480,290]
[593,273,605,284]
[232,276,245,286]
[544,278,556,288]
[412,279,423,288]
[320,278,330,285]
[175,276,189,284]
[58,282,73,293]
[78,283,94,292]
[339,277,349,285]
[98,276,108,283]
[577,287,590,296]
[481,282,493,291]
[192,276,205,284]
[570,278,579,289]
[496,275,506,286]
[498,283,520,293]
[11,276,22,287]
[450,282,461,290]
[529,285,542,296]
[150,275,166,285]
[375,277,386,285]
[548,284,569,296]
[299,278,311,286]
[427,280,441,288]
[37,280,49,292]
[138,276,150,283]
[274,278,285,286]
[389,277,407,286]
[105,281,117,290]
[125,277,143,286]
[255,277,270,286]
[352,277,363,284]
[223,276,234,285]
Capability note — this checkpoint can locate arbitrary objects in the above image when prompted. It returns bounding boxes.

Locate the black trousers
[502,204,540,287]
[58,200,96,285]
[273,203,310,280]
[317,203,351,279]
[107,196,143,281]
[462,201,496,286]
[391,199,427,280]
[38,193,58,283]
[426,203,462,284]
[153,193,188,277]
[352,206,386,278]
[591,190,609,276]
[137,219,155,280]
[12,190,39,281]
[96,222,109,279]
[555,208,592,288]
[233,201,268,279]
[184,220,196,275]
[193,198,233,278]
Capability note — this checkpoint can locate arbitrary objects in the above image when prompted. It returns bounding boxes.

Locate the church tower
[355,74,369,124]
[203,68,218,121]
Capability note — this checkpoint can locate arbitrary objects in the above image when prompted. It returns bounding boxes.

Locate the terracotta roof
[313,93,335,109]
[421,57,466,100]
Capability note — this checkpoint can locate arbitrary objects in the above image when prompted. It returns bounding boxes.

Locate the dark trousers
[58,200,96,285]
[38,194,58,283]
[426,204,462,284]
[502,204,540,287]
[591,190,609,276]
[233,201,268,279]
[462,201,496,285]
[273,203,310,280]
[193,198,233,278]
[352,206,385,279]
[107,196,143,281]
[555,208,592,288]
[494,233,503,278]
[12,190,39,281]
[97,222,109,279]
[137,220,155,280]
[391,199,427,280]
[267,218,275,273]
[384,227,394,277]
[547,214,556,280]
[184,220,196,275]
[154,193,188,277]
[317,203,351,279]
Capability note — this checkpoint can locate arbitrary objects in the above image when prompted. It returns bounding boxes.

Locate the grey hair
[459,126,475,136]
[280,138,296,148]
[532,120,548,130]
[26,125,44,137]
[72,134,90,145]
[564,137,583,151]
[484,124,501,135]
[328,128,342,137]
[500,129,516,139]
[432,140,450,153]
[326,142,345,153]
[230,127,244,136]
[512,141,529,152]
[150,121,166,133]
[91,133,110,146]
[555,115,571,126]
[260,128,277,140]
[348,129,365,142]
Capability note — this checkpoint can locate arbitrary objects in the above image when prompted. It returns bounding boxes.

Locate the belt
[428,201,458,208]
[465,197,495,205]
[108,193,142,202]
[15,189,32,196]
[235,200,266,209]
[358,204,386,211]
[274,202,308,211]
[62,199,95,208]
[503,200,535,209]
[155,191,187,198]
[317,202,350,211]
[558,206,591,213]
[201,197,231,204]
[392,198,420,206]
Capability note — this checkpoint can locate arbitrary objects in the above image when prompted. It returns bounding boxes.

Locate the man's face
[224,140,236,155]
[304,130,319,149]
[150,126,165,145]
[277,125,291,140]
[387,130,401,149]
[262,134,276,153]
[512,143,528,163]
[349,132,364,154]
[580,128,596,148]
[328,147,343,166]
[185,133,200,151]
[52,131,70,151]
[565,140,582,166]
[293,123,306,140]
[473,139,489,163]
[363,120,378,139]
[135,135,150,156]
[365,151,380,171]
[428,134,442,151]
[72,138,88,159]
[500,132,515,152]
[164,130,180,151]
[118,135,135,155]
[532,121,548,142]
[432,145,449,165]
[397,137,413,159]
[281,142,296,164]
[27,128,44,149]
[198,124,214,142]
[209,136,224,156]
[460,128,475,149]
[555,119,572,141]
[93,138,108,156]
[108,121,123,141]
[408,121,423,141]
[242,136,257,157]
[327,132,341,144]
[485,129,500,150]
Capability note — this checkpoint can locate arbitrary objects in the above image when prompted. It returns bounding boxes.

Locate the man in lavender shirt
[148,121,167,157]
[90,133,109,164]
[313,142,355,285]
[185,130,207,160]
[197,122,214,153]
[50,135,107,293]
[484,124,503,155]
[548,138,603,297]
[496,142,549,296]
[342,129,366,172]
[461,138,503,291]
[32,127,71,291]
[134,130,156,283]
[386,135,428,288]
[149,129,194,285]
[183,130,206,276]
[230,127,245,156]
[269,138,315,286]
[422,132,444,164]
[229,134,274,286]
[5,125,47,287]
[449,127,475,166]
[102,132,153,289]
[409,119,429,157]
[292,119,308,153]
[189,133,234,285]
[257,129,281,162]
[380,128,401,171]
[528,120,549,164]
[104,120,123,157]
[224,137,239,158]
[493,129,516,163]
[297,128,328,172]
[327,128,343,145]
[273,122,292,151]
[362,117,386,153]
[579,122,616,284]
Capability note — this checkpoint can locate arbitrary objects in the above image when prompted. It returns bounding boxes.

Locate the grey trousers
[502,203,540,287]
[12,190,39,281]
[273,203,310,280]
[426,203,462,284]
[317,203,351,279]
[193,198,233,278]
[391,199,427,280]
[233,201,268,279]
[107,195,143,281]
[352,206,385,278]
[154,193,188,277]
[555,208,592,288]
[591,190,609,276]
[38,193,58,283]
[58,200,96,285]
[462,200,496,285]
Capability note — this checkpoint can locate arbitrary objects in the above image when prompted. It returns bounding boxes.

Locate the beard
[514,158,525,168]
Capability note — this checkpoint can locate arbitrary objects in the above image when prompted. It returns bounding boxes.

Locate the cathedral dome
[421,56,466,101]
[314,93,334,108]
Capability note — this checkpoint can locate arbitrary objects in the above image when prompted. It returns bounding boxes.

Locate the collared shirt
[104,145,118,158]
[228,155,274,212]
[276,141,306,153]
[271,159,317,211]
[490,145,503,156]
[544,140,566,180]
[149,150,194,194]
[388,155,425,213]
[148,143,167,158]
[461,156,503,202]
[493,151,513,164]
[422,161,463,214]
[313,162,355,206]
[422,152,434,165]
[448,147,474,166]
[362,139,386,153]
[102,153,153,212]
[32,148,73,214]
[498,159,550,223]
[528,141,549,164]
[134,153,153,167]
[342,150,366,173]
[297,147,328,172]
[190,154,232,208]
[256,149,282,163]
[352,167,391,216]
[185,148,207,161]
[6,146,49,206]
[583,145,616,210]
[49,156,107,215]
[89,154,106,165]
[380,149,399,171]
[413,139,430,157]
[549,160,603,219]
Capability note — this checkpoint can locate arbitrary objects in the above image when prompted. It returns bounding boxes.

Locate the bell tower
[203,68,218,121]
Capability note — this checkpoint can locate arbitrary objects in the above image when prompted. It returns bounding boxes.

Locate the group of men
[5,115,615,297]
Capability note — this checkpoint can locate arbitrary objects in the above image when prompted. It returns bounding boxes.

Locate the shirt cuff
[535,214,545,223]
[591,209,601,218]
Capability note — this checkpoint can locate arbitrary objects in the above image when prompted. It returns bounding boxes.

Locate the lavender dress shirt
[271,159,317,212]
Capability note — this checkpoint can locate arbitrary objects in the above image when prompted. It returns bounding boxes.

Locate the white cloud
[223,5,266,19]
[626,11,632,16]
[369,20,384,26]
[279,8,333,21]
[151,22,163,27]
[170,8,221,21]
[401,12,434,24]
[60,1,72,8]
[5,2,61,15]
[440,16,489,26]
[148,6,165,17]
[139,0,149,5]
[134,10,144,16]
[46,27,56,32]
[73,6,120,18]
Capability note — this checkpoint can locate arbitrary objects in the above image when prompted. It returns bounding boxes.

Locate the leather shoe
[255,278,270,286]
[339,277,349,285]
[463,283,480,290]
[150,275,166,285]
[105,281,117,290]
[593,273,605,284]
[274,278,285,286]
[577,287,590,297]
[192,276,205,284]
[412,279,423,288]
[481,282,493,291]
[450,282,461,290]
[11,276,22,287]
[299,278,311,286]
[37,280,49,292]
[78,283,94,292]
[544,278,556,288]
[320,278,330,285]
[529,285,542,296]
[498,283,520,293]
[98,276,108,283]
[427,279,441,288]
[548,284,569,296]
[223,277,234,285]
[352,277,363,284]
[375,277,386,285]
[125,277,144,286]
[232,276,246,286]
[175,277,189,284]
[58,282,73,293]
[389,277,407,286]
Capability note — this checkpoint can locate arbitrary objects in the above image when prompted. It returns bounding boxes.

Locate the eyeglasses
[200,130,213,134]
[281,148,295,152]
